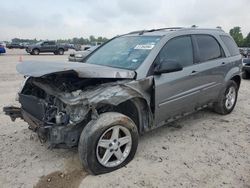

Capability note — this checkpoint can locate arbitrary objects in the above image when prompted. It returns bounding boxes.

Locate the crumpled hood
[16,61,136,79]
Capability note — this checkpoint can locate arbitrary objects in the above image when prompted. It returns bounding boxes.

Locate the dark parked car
[68,46,99,62]
[20,42,30,48]
[3,27,241,175]
[242,58,250,79]
[239,48,250,58]
[26,41,69,55]
[0,43,6,54]
[6,42,24,49]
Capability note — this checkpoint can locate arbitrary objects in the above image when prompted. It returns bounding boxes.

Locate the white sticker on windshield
[134,44,155,50]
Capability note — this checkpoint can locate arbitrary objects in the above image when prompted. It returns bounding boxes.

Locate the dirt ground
[0,49,249,188]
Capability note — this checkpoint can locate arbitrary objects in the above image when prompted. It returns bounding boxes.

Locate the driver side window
[158,36,194,67]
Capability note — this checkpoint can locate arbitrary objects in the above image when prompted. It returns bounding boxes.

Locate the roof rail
[128,30,146,35]
[126,26,225,35]
[187,27,225,32]
[128,27,184,35]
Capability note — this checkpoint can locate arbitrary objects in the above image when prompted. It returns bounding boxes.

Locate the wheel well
[58,48,64,51]
[231,75,241,88]
[116,100,140,131]
[96,98,151,134]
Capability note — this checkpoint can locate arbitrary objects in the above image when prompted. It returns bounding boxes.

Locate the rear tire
[213,80,238,115]
[78,112,138,175]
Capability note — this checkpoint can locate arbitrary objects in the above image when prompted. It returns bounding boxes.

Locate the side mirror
[154,60,183,75]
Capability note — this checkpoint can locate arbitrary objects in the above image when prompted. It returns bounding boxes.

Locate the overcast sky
[1,0,249,41]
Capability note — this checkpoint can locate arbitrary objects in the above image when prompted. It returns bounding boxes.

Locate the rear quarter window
[195,35,223,62]
[220,35,240,56]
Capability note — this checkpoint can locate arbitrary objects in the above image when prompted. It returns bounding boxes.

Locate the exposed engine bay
[20,72,123,126]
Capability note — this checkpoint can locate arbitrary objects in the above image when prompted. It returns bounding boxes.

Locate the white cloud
[0,0,249,41]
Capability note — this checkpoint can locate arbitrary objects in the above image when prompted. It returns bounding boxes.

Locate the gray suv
[3,27,241,175]
[26,41,68,55]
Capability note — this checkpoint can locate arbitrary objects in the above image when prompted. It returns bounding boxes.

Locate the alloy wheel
[96,125,132,168]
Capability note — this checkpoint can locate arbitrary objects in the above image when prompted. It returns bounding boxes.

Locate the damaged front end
[4,73,95,147]
[3,62,153,148]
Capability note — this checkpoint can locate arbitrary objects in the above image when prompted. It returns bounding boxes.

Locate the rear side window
[220,35,240,56]
[158,36,193,67]
[196,35,222,62]
[48,41,55,45]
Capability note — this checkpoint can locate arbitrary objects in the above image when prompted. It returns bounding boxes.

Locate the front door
[154,35,201,125]
[41,41,56,52]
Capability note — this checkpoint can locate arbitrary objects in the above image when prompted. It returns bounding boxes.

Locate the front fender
[89,77,153,107]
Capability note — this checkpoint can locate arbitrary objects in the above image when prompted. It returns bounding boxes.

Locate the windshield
[36,41,43,45]
[84,36,161,70]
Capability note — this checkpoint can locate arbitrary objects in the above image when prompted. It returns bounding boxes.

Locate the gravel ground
[0,49,249,188]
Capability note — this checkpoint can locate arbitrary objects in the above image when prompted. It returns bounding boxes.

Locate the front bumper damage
[3,106,43,132]
[3,76,153,148]
[3,105,82,147]
[3,106,23,122]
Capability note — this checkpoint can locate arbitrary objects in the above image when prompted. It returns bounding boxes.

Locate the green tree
[229,27,244,46]
[89,35,96,43]
[243,32,250,47]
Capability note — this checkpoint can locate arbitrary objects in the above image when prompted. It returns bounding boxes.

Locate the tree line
[229,27,250,47]
[11,35,109,45]
[9,27,250,47]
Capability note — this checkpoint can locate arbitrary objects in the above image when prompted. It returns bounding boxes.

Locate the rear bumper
[242,65,250,72]
[26,48,32,53]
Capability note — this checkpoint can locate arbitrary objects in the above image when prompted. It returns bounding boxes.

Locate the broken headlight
[16,76,30,101]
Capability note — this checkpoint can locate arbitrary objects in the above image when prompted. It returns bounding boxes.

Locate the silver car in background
[68,46,99,62]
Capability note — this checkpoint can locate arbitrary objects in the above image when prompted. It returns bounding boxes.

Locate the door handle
[190,70,198,76]
[221,62,226,66]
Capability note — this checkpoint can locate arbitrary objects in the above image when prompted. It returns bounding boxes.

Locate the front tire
[78,112,138,175]
[58,49,64,55]
[32,49,39,55]
[213,80,238,115]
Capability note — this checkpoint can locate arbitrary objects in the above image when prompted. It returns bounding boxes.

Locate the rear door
[41,41,56,52]
[154,35,201,125]
[48,41,57,52]
[192,34,227,105]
